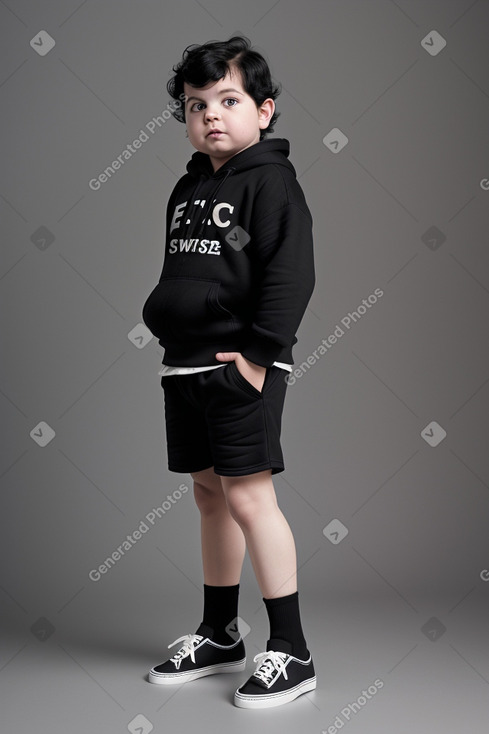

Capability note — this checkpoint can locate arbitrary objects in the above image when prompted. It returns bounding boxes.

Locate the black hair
[167,35,281,140]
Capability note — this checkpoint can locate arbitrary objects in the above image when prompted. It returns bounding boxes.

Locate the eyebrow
[186,88,244,104]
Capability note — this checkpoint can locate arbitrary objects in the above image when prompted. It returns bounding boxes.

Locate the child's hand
[215,352,267,393]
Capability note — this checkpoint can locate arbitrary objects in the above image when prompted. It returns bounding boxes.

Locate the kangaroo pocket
[142,277,239,345]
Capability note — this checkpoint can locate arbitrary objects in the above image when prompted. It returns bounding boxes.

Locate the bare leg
[191,466,246,586]
[219,469,297,599]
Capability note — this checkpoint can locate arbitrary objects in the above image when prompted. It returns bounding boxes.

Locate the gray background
[1,1,489,732]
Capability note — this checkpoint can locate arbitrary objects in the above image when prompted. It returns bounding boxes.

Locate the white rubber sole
[234,676,317,709]
[148,658,247,685]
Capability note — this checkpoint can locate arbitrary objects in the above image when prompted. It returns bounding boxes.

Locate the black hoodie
[142,138,315,368]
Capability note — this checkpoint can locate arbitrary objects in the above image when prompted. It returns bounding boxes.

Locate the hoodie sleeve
[240,201,316,368]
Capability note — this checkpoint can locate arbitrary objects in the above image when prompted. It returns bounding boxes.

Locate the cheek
[185,121,199,139]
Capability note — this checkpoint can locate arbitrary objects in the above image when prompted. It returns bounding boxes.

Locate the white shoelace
[252,650,289,685]
[167,634,203,670]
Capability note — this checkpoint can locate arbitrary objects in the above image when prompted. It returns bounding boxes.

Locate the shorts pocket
[227,360,267,399]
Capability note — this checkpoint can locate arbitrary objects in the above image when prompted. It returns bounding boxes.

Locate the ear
[258,98,275,130]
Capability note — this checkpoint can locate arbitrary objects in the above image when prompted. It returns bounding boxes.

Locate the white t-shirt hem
[159,361,292,376]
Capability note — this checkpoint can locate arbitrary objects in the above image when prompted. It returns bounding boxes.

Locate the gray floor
[2,576,488,733]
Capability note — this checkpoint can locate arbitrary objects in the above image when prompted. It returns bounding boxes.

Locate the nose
[204,104,220,122]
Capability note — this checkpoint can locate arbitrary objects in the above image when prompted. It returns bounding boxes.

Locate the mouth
[207,129,225,138]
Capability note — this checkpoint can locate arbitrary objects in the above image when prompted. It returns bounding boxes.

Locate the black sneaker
[234,638,316,709]
[148,624,246,685]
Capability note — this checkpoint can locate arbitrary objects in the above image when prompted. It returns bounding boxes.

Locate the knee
[191,471,225,515]
[224,485,275,529]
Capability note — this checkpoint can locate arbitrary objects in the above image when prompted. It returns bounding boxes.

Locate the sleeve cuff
[240,333,284,368]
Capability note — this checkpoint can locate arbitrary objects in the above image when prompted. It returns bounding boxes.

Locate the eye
[190,102,205,112]
[223,98,238,107]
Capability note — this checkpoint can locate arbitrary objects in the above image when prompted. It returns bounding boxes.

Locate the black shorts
[160,361,288,477]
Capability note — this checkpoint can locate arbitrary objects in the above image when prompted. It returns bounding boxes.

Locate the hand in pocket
[216,351,267,393]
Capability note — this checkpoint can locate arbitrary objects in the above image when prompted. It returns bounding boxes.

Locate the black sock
[263,591,309,660]
[196,583,240,645]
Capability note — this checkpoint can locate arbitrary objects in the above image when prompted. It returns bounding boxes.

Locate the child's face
[183,68,274,171]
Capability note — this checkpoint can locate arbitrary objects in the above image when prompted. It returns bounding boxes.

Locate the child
[142,35,316,709]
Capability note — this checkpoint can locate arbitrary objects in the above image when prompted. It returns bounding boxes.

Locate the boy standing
[142,35,316,709]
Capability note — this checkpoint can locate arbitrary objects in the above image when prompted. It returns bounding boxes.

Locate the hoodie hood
[186,138,296,179]
[181,139,296,240]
